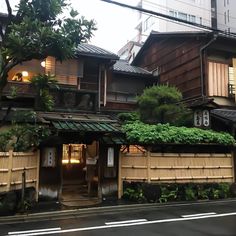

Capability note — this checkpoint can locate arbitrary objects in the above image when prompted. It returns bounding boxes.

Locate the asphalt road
[1,199,236,236]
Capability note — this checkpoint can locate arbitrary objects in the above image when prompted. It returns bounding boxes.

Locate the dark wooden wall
[136,37,205,100]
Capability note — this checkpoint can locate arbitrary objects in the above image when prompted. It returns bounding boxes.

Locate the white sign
[194,110,210,127]
[194,110,202,127]
[107,147,114,167]
[203,110,210,127]
[42,147,56,167]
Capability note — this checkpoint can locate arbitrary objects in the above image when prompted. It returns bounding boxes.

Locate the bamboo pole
[35,150,40,202]
[231,151,235,182]
[7,150,13,191]
[147,149,151,183]
[118,151,123,199]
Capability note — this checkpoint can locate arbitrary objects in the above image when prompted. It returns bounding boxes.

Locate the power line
[142,0,236,31]
[100,0,236,38]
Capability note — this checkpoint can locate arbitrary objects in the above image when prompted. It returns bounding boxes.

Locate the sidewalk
[1,198,236,225]
[0,200,138,225]
[0,198,148,225]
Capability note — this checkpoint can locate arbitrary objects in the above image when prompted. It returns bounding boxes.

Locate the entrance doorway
[61,142,99,205]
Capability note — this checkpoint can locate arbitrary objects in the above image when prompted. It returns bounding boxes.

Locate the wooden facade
[132,32,236,105]
[2,44,155,201]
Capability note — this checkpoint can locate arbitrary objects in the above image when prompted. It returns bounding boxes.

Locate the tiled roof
[52,120,121,133]
[113,60,152,76]
[75,44,119,60]
[38,112,122,133]
[211,109,236,122]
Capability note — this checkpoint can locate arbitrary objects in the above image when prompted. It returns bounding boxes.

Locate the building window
[224,0,226,7]
[178,12,187,21]
[189,15,196,23]
[224,12,227,24]
[169,10,177,18]
[228,10,230,22]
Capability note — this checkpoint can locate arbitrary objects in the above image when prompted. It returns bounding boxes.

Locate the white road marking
[182,212,216,218]
[105,219,147,225]
[7,212,236,236]
[8,227,61,235]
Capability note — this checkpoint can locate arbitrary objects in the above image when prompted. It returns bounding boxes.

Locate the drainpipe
[200,33,218,97]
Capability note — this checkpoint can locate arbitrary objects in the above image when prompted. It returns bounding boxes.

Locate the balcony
[2,81,98,112]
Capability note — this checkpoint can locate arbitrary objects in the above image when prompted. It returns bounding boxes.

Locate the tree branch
[0,24,4,40]
[5,0,12,19]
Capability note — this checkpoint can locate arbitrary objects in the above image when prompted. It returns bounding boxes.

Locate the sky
[1,0,139,53]
[71,0,139,53]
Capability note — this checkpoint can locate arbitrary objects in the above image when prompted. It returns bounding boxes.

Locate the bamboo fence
[118,151,235,198]
[0,150,40,201]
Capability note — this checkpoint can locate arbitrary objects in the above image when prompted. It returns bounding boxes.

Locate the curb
[1,198,236,225]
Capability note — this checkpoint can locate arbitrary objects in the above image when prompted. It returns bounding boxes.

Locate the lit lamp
[22,71,29,77]
[40,61,46,68]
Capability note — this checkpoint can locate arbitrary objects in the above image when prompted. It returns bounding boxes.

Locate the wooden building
[132,31,236,133]
[1,44,155,203]
[104,59,154,112]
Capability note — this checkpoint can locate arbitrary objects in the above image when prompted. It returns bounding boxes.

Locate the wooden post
[7,150,13,192]
[147,149,151,183]
[35,150,40,202]
[21,171,26,210]
[118,151,122,199]
[232,151,235,183]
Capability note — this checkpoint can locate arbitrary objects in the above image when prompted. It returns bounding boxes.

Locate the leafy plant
[159,186,178,203]
[197,185,210,200]
[218,183,230,198]
[118,112,140,123]
[0,124,51,152]
[31,74,58,111]
[122,182,232,203]
[185,185,197,201]
[122,121,235,145]
[123,187,146,203]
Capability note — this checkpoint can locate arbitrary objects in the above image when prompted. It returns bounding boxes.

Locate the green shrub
[123,187,146,203]
[159,186,178,203]
[122,121,235,145]
[185,185,197,201]
[122,182,233,203]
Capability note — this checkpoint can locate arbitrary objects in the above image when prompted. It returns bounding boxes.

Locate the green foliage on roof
[122,121,235,145]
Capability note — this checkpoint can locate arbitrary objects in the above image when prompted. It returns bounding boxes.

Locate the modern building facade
[134,0,212,44]
[216,0,236,34]
[118,0,236,62]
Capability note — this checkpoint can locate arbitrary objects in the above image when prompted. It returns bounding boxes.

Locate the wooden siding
[208,61,229,97]
[104,101,136,111]
[0,151,40,201]
[55,59,78,86]
[136,38,204,99]
[118,151,234,198]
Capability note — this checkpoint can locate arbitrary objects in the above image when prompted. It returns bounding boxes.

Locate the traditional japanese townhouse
[1,44,122,203]
[1,44,156,204]
[132,31,236,133]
